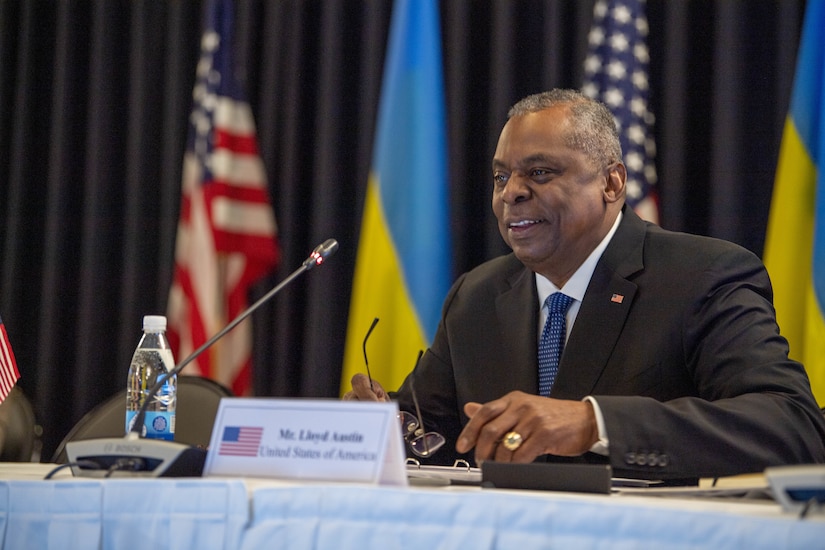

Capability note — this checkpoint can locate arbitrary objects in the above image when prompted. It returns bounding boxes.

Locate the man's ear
[604,162,626,203]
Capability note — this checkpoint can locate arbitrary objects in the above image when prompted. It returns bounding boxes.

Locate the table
[0,464,823,549]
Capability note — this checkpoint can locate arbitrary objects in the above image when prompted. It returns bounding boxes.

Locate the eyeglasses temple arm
[362,317,379,391]
[410,350,426,433]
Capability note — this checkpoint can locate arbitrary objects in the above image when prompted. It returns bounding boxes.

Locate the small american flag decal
[611,294,624,304]
[218,426,263,457]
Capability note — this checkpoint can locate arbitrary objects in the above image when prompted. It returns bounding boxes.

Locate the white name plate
[202,398,407,486]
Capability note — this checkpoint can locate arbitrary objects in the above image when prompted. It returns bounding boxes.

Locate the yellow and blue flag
[764,0,825,405]
[340,0,451,394]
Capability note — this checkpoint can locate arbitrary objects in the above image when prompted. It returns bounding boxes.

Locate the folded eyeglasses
[363,318,445,458]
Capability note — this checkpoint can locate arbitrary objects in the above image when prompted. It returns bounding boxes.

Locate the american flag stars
[582,0,659,224]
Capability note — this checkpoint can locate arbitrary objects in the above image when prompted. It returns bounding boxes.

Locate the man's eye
[530,168,558,182]
[493,173,508,184]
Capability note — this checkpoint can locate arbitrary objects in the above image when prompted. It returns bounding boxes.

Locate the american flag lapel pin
[611,293,624,304]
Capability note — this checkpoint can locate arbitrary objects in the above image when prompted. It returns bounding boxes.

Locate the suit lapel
[496,264,540,394]
[552,207,647,398]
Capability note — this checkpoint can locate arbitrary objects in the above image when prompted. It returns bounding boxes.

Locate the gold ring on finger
[502,431,523,452]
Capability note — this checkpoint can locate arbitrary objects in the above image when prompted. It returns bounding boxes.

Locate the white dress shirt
[534,211,622,455]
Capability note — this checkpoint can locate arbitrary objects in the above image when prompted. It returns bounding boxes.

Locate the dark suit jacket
[394,207,825,479]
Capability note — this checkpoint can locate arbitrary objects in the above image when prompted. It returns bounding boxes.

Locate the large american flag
[0,314,20,403]
[167,0,278,396]
[582,0,659,224]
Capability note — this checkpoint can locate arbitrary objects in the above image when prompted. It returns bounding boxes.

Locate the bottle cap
[142,315,167,332]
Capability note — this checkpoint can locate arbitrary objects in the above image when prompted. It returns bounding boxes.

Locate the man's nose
[501,172,530,203]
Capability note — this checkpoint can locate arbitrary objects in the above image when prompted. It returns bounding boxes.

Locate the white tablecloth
[0,464,823,549]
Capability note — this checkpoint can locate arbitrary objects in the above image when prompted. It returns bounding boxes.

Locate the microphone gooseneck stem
[130,239,338,435]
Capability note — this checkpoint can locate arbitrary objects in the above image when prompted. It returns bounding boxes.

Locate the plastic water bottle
[125,315,176,440]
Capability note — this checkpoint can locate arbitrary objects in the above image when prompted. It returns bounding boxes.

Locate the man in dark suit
[345,89,825,481]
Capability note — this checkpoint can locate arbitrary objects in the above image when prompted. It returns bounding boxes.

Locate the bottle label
[125,410,176,441]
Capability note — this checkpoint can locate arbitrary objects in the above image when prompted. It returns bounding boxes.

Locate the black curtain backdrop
[0,0,807,461]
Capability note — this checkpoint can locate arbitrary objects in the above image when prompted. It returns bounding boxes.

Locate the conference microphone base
[65,437,207,478]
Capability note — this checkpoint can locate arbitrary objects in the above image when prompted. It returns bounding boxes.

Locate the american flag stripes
[582,0,659,224]
[218,426,264,457]
[167,0,278,396]
[0,314,20,403]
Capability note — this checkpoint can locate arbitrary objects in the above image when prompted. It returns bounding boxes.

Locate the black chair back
[51,375,232,463]
[0,386,38,462]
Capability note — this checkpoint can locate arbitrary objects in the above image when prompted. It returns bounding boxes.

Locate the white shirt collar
[536,210,623,307]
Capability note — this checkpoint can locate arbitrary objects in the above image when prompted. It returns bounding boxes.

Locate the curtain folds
[0,0,806,461]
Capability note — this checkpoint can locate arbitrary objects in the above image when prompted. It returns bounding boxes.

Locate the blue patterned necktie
[538,292,574,396]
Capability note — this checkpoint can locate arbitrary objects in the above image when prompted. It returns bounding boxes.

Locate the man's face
[491,105,621,283]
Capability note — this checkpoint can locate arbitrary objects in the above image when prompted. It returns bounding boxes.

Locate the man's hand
[455,391,599,463]
[342,373,390,402]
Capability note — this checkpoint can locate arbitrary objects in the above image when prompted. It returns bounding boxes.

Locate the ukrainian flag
[340,0,451,394]
[764,0,825,405]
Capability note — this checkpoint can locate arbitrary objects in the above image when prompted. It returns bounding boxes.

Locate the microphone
[302,238,339,270]
[64,239,339,478]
